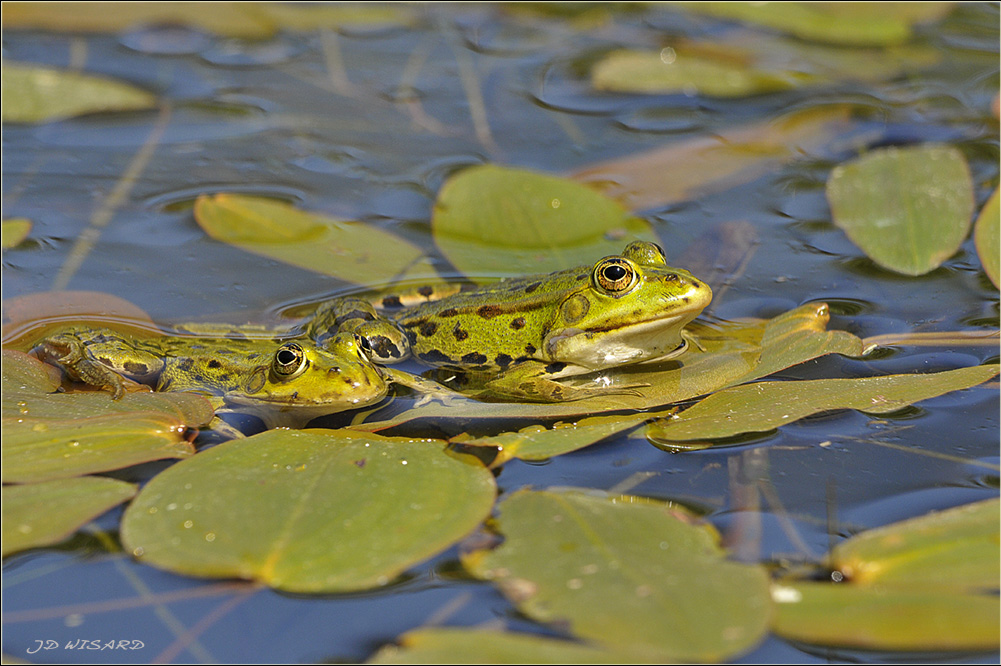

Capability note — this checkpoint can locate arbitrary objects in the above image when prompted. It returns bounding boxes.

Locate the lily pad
[826,144,975,276]
[592,48,807,97]
[1,2,412,38]
[571,105,856,211]
[2,477,136,557]
[194,194,429,286]
[974,188,999,288]
[647,364,999,444]
[2,62,156,124]
[771,581,998,652]
[432,165,657,280]
[2,219,31,249]
[463,488,771,662]
[369,628,660,664]
[2,350,209,483]
[455,414,654,468]
[672,2,955,46]
[121,429,496,593]
[830,498,999,590]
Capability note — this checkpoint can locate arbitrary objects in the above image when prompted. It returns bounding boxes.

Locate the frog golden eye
[273,343,307,377]
[593,258,637,293]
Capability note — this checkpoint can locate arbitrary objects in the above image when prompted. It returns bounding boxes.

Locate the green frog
[308,241,712,402]
[33,325,388,429]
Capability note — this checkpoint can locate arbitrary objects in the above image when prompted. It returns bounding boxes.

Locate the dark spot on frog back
[494,353,513,369]
[477,305,503,319]
[123,360,150,375]
[418,320,438,337]
[207,359,222,369]
[419,349,453,364]
[437,308,459,318]
[524,281,542,294]
[453,323,469,341]
[461,352,488,365]
[510,317,526,330]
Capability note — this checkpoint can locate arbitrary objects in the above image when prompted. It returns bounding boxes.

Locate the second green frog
[309,241,712,402]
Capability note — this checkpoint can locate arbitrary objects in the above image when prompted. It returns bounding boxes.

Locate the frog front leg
[33,329,162,399]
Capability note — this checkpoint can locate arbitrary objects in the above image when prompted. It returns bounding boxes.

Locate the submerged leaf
[974,188,999,288]
[2,477,136,557]
[121,429,496,593]
[571,105,856,211]
[463,488,771,662]
[672,2,955,46]
[432,165,657,280]
[194,194,428,286]
[831,498,999,590]
[369,628,659,664]
[647,364,999,444]
[2,219,31,249]
[826,144,975,276]
[2,62,156,124]
[2,350,208,483]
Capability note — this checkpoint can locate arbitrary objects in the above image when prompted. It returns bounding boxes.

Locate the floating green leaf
[432,165,657,280]
[2,350,208,483]
[974,188,999,288]
[826,144,975,276]
[571,105,856,211]
[353,303,864,432]
[1,2,412,38]
[2,62,156,124]
[2,219,31,249]
[673,2,955,46]
[194,194,429,286]
[2,477,136,557]
[456,414,653,467]
[831,498,999,590]
[369,628,659,665]
[121,429,496,593]
[647,364,999,444]
[463,488,771,662]
[592,48,806,97]
[771,582,998,651]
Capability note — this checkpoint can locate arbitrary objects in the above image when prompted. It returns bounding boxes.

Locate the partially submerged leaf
[2,477,136,557]
[463,488,771,662]
[369,628,659,665]
[121,429,496,593]
[672,2,955,46]
[2,350,208,483]
[456,414,653,467]
[647,364,999,444]
[2,62,156,124]
[432,165,657,280]
[826,144,975,276]
[831,498,999,590]
[974,188,999,288]
[571,105,856,211]
[2,219,31,249]
[194,194,428,286]
[771,581,998,651]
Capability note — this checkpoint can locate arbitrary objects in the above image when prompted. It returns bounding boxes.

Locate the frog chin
[221,389,386,426]
[545,312,697,373]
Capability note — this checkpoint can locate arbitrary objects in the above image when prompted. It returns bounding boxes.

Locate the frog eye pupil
[274,343,305,376]
[595,259,635,292]
[603,265,627,282]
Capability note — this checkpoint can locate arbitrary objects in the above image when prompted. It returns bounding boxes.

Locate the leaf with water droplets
[647,364,998,445]
[2,218,31,249]
[194,194,429,286]
[2,350,208,483]
[463,488,771,662]
[2,477,136,557]
[974,188,999,288]
[2,62,156,124]
[826,144,975,276]
[121,429,496,593]
[433,165,657,280]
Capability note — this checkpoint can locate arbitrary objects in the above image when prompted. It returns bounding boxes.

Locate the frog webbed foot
[482,363,646,403]
[383,368,466,407]
[35,333,129,399]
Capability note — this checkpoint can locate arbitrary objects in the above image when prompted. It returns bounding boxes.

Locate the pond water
[2,3,999,664]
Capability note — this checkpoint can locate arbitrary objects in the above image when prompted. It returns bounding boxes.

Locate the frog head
[224,334,387,426]
[544,241,712,370]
